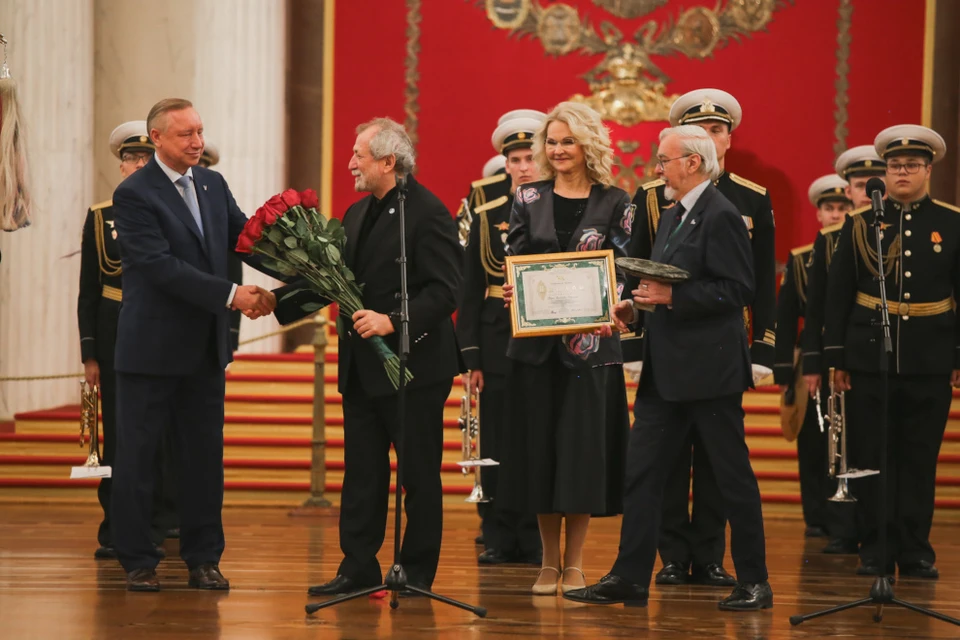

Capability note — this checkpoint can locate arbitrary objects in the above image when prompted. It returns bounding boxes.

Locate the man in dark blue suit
[565,125,772,611]
[111,98,276,592]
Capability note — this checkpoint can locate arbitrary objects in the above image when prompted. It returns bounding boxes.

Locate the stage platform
[1,504,959,639]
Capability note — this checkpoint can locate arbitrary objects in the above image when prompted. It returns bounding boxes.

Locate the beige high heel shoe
[531,567,560,596]
[561,567,586,594]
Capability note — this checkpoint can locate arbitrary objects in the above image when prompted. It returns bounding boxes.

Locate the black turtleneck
[355,186,398,262]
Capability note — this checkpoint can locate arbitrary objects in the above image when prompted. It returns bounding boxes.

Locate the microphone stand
[790,193,960,628]
[305,175,487,618]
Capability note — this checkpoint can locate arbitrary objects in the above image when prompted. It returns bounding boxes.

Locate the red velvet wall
[331,0,926,260]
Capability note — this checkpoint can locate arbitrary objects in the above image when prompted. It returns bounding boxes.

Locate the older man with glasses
[824,124,960,580]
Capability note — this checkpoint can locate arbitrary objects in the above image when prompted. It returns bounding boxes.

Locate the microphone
[396,173,407,191]
[867,176,885,220]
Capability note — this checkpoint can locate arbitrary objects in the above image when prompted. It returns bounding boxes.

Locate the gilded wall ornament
[471,0,792,125]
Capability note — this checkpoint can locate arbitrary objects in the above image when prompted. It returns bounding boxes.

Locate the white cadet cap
[482,155,506,178]
[874,124,947,163]
[491,116,543,154]
[497,109,546,126]
[109,120,153,159]
[669,88,743,131]
[834,145,885,179]
[200,141,220,168]
[808,174,850,207]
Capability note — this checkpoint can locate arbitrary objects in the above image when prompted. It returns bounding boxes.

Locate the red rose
[257,205,278,226]
[263,194,286,219]
[236,232,255,254]
[245,215,265,240]
[300,189,319,210]
[279,188,301,210]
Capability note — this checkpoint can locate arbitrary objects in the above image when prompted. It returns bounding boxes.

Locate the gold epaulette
[474,195,508,214]
[641,178,664,191]
[790,243,814,256]
[728,173,767,196]
[934,199,960,213]
[820,205,869,236]
[91,199,113,212]
[471,173,507,189]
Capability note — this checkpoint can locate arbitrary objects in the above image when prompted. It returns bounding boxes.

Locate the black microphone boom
[867,177,886,220]
[396,173,407,190]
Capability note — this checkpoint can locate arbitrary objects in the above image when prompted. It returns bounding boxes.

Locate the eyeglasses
[656,154,692,170]
[121,152,152,164]
[886,161,927,175]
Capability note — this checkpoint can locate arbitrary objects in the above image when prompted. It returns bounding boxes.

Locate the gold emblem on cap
[701,98,716,113]
[518,132,526,140]
[865,160,872,167]
[901,138,909,146]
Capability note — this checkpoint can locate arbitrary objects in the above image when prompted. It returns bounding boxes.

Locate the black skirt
[499,354,629,516]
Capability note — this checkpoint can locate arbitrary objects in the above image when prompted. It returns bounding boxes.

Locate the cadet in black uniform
[456,110,545,565]
[824,125,959,579]
[627,89,775,587]
[774,174,851,545]
[800,145,887,555]
[78,121,170,557]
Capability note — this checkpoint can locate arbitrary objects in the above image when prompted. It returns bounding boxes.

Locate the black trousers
[477,373,540,555]
[111,357,226,572]
[657,432,725,568]
[613,374,768,587]
[846,372,950,566]
[97,364,177,548]
[339,379,452,588]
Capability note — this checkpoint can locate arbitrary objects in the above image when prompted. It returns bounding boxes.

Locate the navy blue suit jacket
[638,182,755,401]
[112,157,255,375]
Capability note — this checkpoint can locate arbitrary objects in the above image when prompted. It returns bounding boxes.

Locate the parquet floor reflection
[1,504,959,639]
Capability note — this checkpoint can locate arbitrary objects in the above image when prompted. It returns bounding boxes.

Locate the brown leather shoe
[126,568,160,592]
[188,563,230,590]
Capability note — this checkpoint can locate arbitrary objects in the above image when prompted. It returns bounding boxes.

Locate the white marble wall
[0,0,94,417]
[192,0,287,354]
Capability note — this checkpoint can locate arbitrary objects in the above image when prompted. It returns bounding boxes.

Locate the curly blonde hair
[533,102,614,187]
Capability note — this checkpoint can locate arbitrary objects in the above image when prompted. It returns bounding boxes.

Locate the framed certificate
[505,250,618,338]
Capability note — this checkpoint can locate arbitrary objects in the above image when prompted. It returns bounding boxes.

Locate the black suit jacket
[112,157,266,375]
[638,182,755,402]
[274,175,463,397]
[505,180,632,369]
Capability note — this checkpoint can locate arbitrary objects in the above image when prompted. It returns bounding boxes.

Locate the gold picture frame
[505,249,618,338]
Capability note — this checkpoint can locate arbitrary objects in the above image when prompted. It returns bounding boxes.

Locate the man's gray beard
[353,174,372,193]
[664,185,677,201]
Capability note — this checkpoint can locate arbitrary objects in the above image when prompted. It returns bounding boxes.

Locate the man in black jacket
[566,125,772,611]
[275,118,462,596]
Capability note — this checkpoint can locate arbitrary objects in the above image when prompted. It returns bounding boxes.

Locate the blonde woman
[500,102,632,595]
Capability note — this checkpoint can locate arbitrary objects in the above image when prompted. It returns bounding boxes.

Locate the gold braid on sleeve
[478,210,504,279]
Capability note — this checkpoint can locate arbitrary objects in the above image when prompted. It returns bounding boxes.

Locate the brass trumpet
[456,198,472,249]
[825,368,855,503]
[458,374,490,504]
[79,380,104,469]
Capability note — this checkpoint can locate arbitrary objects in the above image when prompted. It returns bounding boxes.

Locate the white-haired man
[274,117,463,596]
[566,126,772,611]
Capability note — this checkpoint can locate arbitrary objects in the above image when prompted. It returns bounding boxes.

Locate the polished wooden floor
[2,505,960,639]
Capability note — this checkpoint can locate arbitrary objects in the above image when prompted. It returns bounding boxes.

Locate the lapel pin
[203,184,208,191]
[389,208,396,214]
[691,220,697,225]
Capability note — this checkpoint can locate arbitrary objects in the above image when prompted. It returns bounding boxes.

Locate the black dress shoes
[822,538,859,555]
[307,574,377,596]
[899,560,939,579]
[717,581,773,611]
[804,526,828,538]
[654,561,689,585]
[165,528,180,540]
[563,574,648,607]
[126,568,160,592]
[188,563,230,590]
[690,563,737,587]
[856,559,896,580]
[94,545,117,559]
[478,549,514,565]
[474,534,484,545]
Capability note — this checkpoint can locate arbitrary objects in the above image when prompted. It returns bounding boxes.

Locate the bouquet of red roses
[236,188,411,389]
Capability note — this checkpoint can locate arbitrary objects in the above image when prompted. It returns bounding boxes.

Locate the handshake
[231,284,277,319]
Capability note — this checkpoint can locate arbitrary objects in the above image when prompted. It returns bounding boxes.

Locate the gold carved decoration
[612,141,660,194]
[833,0,852,157]
[405,0,422,148]
[473,0,792,126]
[591,0,668,20]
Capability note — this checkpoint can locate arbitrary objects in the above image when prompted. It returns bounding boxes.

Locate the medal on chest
[107,219,118,240]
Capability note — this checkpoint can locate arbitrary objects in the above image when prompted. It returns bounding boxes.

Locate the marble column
[191,0,288,354]
[0,0,94,417]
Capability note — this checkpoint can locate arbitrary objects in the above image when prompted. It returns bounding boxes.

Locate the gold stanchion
[289,313,337,516]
